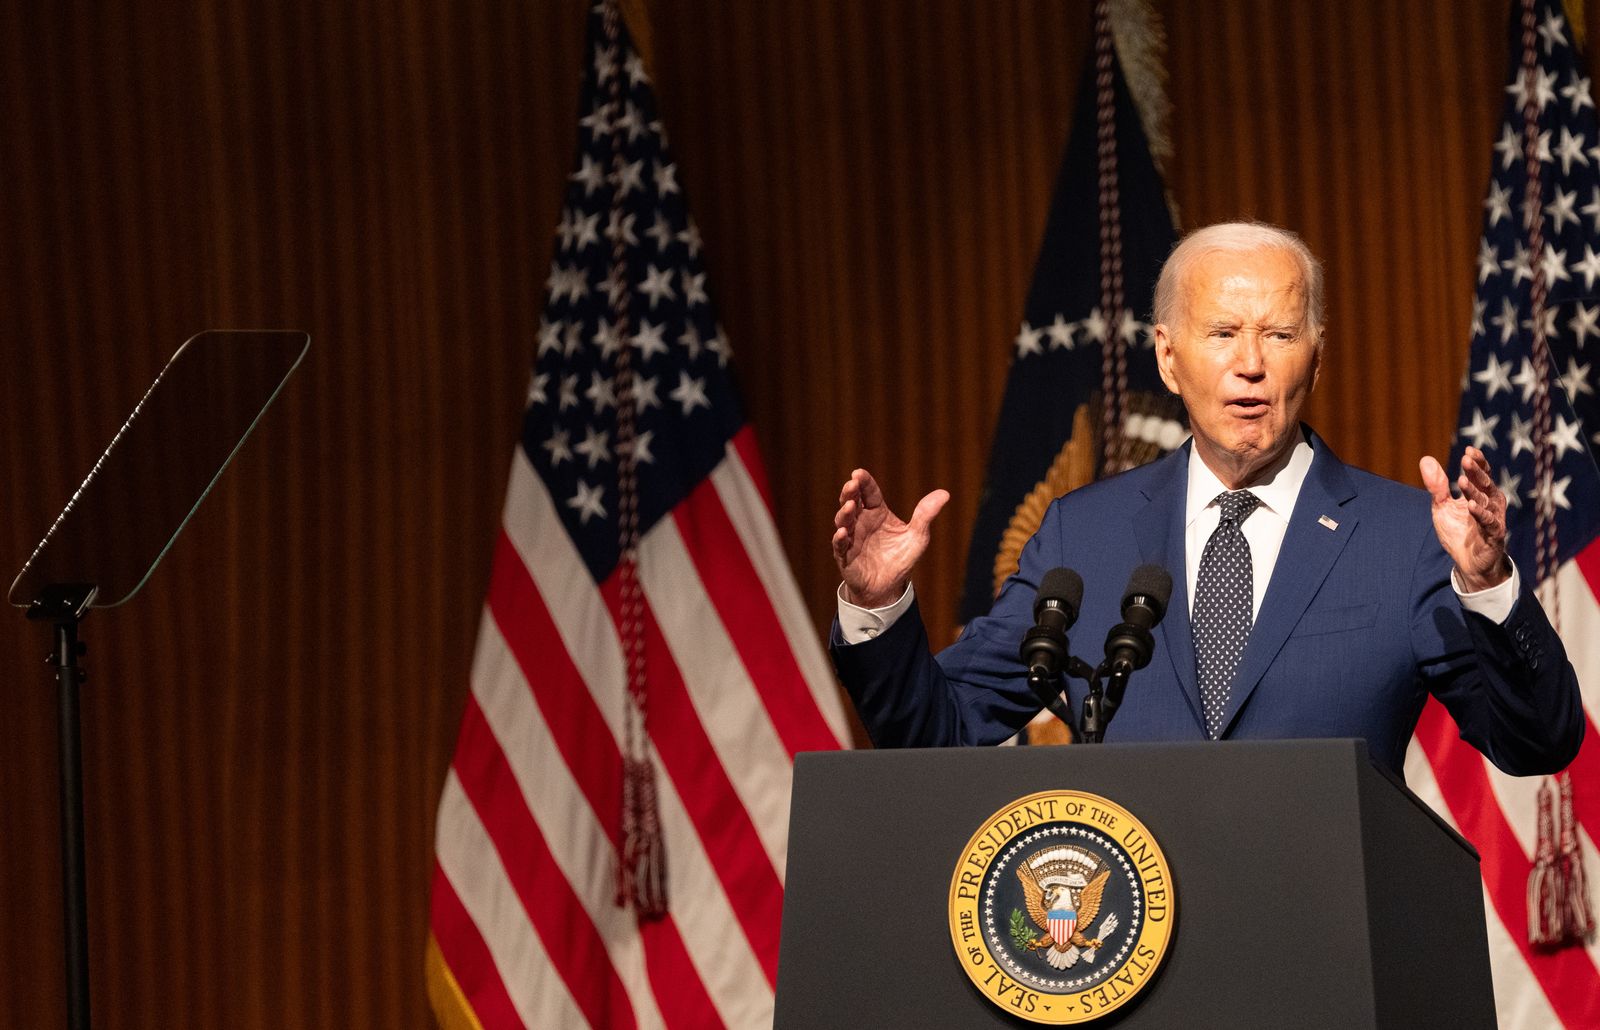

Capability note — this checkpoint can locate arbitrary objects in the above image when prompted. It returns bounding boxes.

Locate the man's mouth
[1227,398,1269,417]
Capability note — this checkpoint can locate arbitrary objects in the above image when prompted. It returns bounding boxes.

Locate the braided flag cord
[1406,2,1600,1026]
[426,3,850,1025]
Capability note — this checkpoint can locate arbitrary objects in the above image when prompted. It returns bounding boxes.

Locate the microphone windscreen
[1124,563,1173,619]
[1036,567,1084,618]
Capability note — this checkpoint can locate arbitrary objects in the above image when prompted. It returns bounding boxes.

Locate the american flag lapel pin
[1318,515,1339,531]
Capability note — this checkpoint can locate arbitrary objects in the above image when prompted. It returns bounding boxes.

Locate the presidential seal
[948,790,1174,1024]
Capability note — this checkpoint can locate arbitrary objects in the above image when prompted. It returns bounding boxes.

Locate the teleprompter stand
[775,741,1496,1029]
[10,331,309,1030]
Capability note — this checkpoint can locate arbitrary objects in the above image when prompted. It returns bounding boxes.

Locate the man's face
[1153,246,1322,486]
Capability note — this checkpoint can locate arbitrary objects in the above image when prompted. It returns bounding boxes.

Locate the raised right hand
[830,468,950,609]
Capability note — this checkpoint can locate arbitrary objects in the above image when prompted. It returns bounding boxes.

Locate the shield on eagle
[1048,905,1077,946]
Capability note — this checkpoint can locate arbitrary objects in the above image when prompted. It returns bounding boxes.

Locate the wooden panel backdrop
[0,0,1571,1025]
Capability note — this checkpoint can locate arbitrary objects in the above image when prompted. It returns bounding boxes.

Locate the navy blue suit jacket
[832,432,1584,777]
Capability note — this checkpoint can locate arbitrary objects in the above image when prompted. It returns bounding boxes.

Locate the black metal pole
[51,614,91,1030]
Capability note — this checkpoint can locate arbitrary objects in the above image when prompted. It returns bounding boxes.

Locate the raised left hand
[1419,446,1512,592]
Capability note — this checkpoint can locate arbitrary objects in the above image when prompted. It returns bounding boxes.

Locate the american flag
[1405,1,1600,1025]
[425,3,850,1027]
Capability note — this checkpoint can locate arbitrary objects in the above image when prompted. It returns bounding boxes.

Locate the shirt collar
[1183,429,1316,527]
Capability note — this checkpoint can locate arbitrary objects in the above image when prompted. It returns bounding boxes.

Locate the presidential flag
[425,3,850,1026]
[1405,2,1600,1025]
[957,0,1186,630]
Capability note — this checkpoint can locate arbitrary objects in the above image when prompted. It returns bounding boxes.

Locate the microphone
[1020,568,1084,678]
[1103,564,1173,675]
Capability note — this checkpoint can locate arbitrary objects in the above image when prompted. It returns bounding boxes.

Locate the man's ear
[1311,330,1325,390]
[1153,323,1181,396]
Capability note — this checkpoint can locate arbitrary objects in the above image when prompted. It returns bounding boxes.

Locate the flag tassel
[1529,772,1597,949]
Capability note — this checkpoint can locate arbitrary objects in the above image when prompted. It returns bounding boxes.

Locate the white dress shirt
[838,437,1519,642]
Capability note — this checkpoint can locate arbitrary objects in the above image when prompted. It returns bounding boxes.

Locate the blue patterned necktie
[1193,490,1262,739]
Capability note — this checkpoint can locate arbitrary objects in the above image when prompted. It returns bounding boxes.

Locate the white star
[631,319,669,361]
[592,43,618,85]
[573,425,612,468]
[1551,414,1584,459]
[584,373,616,413]
[678,324,703,360]
[1493,125,1521,169]
[538,317,563,356]
[1046,313,1075,350]
[634,374,661,410]
[1511,357,1542,402]
[707,327,730,365]
[555,208,579,250]
[527,372,549,408]
[1509,411,1535,458]
[572,212,601,250]
[639,265,675,307]
[614,159,645,198]
[1118,310,1145,345]
[670,371,710,415]
[1484,181,1513,227]
[545,261,567,301]
[1570,302,1600,347]
[1460,408,1500,451]
[1015,322,1044,357]
[542,428,573,467]
[1082,307,1109,343]
[1546,186,1580,233]
[1555,127,1590,175]
[1507,66,1558,113]
[1470,298,1487,338]
[645,212,674,252]
[569,154,605,195]
[1473,352,1513,399]
[1583,187,1600,231]
[1502,242,1534,286]
[567,480,607,524]
[654,160,679,196]
[624,429,655,465]
[1478,239,1500,284]
[683,271,709,307]
[624,52,648,86]
[1498,467,1523,509]
[621,102,647,142]
[1492,296,1520,344]
[563,322,584,356]
[1559,357,1594,399]
[1538,9,1566,53]
[1540,244,1572,285]
[559,373,579,411]
[677,221,703,258]
[1572,246,1600,290]
[1524,301,1559,343]
[605,209,638,246]
[578,104,611,136]
[1536,472,1572,513]
[594,318,624,358]
[1563,74,1595,116]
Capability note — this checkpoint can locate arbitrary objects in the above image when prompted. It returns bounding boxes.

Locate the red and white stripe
[1405,539,1600,1029]
[430,426,850,1028]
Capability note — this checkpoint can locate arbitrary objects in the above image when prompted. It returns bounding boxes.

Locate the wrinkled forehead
[1178,247,1309,325]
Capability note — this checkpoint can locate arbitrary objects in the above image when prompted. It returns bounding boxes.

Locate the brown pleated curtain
[0,1,1572,1026]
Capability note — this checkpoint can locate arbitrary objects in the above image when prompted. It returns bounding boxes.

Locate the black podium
[775,740,1494,1029]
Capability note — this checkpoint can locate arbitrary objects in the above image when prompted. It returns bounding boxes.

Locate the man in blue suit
[829,222,1583,777]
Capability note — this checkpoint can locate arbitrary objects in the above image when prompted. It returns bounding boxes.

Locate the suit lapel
[1134,443,1205,733]
[1216,437,1359,737]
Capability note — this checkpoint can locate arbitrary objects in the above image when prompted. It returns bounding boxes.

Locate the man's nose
[1234,332,1266,377]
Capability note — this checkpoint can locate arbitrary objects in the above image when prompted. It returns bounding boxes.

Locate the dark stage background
[0,1,1573,1025]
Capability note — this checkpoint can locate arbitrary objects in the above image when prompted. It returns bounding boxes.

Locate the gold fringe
[425,933,487,1030]
[618,0,657,80]
[1108,0,1180,227]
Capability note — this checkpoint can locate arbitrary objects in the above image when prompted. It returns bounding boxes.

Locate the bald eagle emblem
[1015,846,1120,970]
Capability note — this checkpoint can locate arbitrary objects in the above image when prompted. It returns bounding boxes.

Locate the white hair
[1152,221,1325,335]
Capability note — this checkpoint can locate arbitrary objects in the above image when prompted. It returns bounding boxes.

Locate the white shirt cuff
[836,582,916,643]
[1452,560,1520,625]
